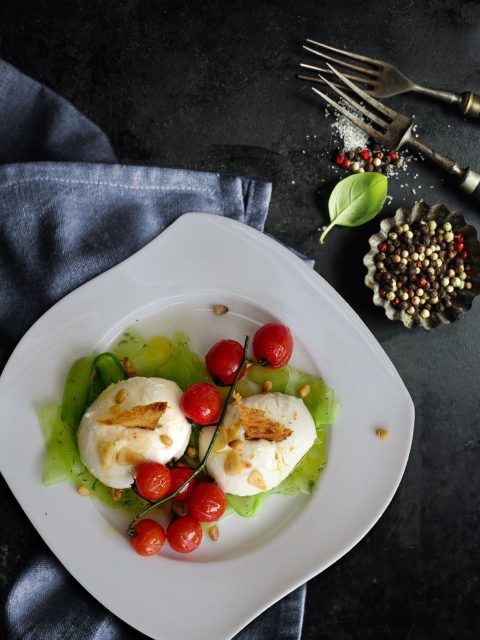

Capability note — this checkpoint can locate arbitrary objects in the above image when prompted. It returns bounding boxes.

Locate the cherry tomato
[167,515,202,553]
[252,323,293,368]
[180,382,222,425]
[188,482,227,522]
[170,463,198,501]
[130,519,166,556]
[135,461,172,502]
[205,339,246,385]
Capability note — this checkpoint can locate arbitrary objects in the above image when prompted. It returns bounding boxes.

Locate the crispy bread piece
[98,402,167,430]
[237,402,293,442]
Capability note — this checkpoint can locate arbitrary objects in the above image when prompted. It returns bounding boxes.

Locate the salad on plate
[39,312,339,557]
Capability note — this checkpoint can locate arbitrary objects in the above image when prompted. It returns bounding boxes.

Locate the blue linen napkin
[0,59,306,640]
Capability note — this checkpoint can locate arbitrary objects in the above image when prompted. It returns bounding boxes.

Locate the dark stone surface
[1,1,480,638]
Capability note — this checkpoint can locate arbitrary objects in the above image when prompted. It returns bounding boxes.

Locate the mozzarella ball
[199,393,316,496]
[78,377,190,489]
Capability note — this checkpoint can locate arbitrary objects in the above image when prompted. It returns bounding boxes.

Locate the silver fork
[299,39,480,120]
[306,64,480,199]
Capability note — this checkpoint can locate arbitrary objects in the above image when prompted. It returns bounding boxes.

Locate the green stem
[127,335,250,536]
[319,218,337,244]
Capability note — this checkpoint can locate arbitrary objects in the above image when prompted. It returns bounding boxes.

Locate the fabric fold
[0,58,306,640]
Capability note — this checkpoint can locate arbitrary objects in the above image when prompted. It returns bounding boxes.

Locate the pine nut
[247,469,267,491]
[111,489,122,501]
[77,485,91,497]
[228,439,244,451]
[187,446,198,458]
[209,525,219,541]
[375,428,390,440]
[123,357,136,377]
[262,380,272,393]
[115,388,128,403]
[160,434,173,446]
[212,304,229,315]
[298,384,311,398]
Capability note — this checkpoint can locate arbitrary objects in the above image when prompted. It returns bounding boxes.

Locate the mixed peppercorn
[334,145,403,174]
[374,219,473,318]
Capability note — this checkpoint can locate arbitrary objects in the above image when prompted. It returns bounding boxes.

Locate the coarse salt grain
[326,99,370,150]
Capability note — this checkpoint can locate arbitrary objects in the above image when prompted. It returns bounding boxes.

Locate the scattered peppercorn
[332,145,405,174]
[373,218,473,321]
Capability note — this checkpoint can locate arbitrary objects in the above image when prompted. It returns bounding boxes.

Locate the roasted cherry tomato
[135,461,172,502]
[180,382,222,425]
[130,519,166,556]
[170,463,198,501]
[188,482,227,522]
[252,323,293,368]
[205,339,246,385]
[167,515,202,553]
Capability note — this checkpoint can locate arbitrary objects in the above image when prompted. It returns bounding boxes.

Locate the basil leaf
[320,173,388,243]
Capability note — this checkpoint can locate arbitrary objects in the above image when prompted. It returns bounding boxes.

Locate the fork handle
[414,86,480,119]
[459,168,480,200]
[460,92,480,119]
[406,135,480,200]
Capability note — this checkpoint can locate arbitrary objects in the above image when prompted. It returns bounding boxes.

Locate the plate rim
[0,212,415,640]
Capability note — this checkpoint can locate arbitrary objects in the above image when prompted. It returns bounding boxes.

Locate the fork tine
[297,73,356,94]
[311,87,384,143]
[316,73,388,128]
[326,63,399,120]
[299,63,370,86]
[303,44,377,78]
[306,39,381,68]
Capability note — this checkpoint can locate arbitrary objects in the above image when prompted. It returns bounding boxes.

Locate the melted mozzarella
[199,393,316,496]
[78,377,190,489]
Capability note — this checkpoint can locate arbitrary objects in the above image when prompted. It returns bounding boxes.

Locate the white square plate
[0,213,414,640]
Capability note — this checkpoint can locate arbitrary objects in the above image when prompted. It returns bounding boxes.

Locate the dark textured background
[1,1,480,638]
